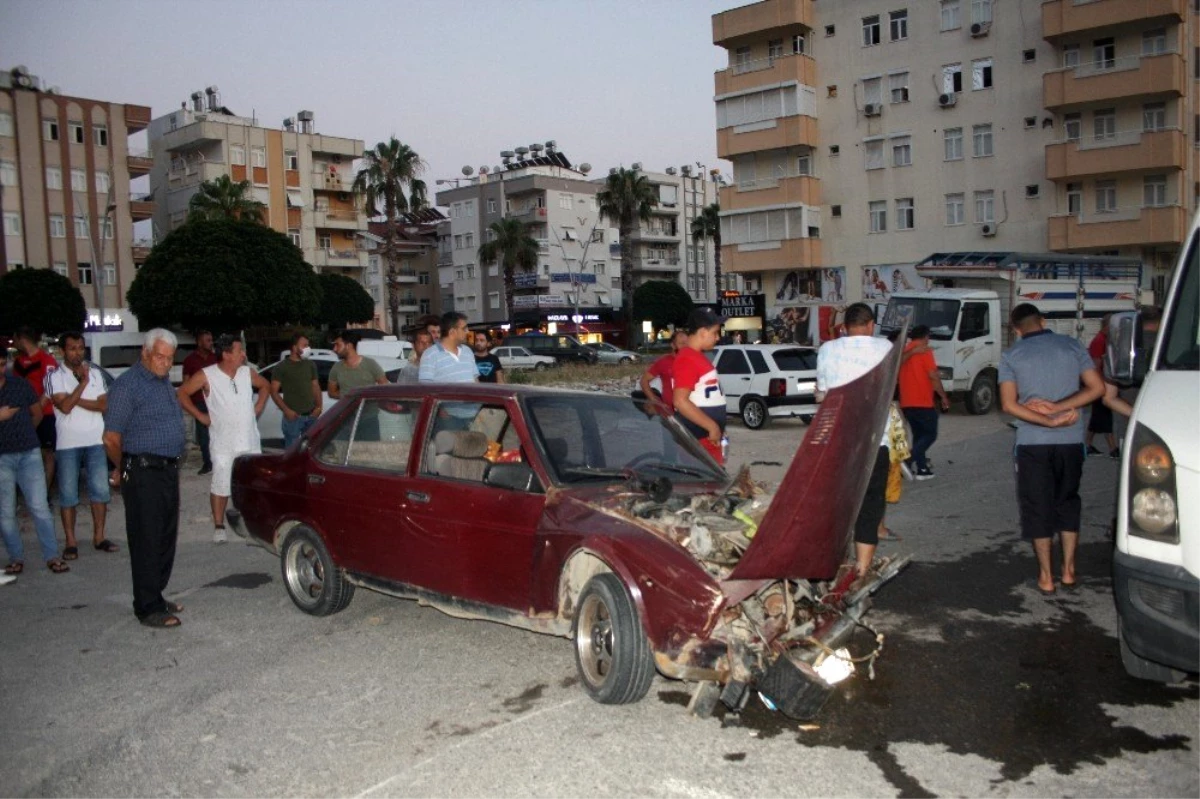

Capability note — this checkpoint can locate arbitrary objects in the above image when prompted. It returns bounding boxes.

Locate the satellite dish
[609,167,618,175]
[529,143,544,153]
[493,166,501,174]
[631,162,642,171]
[579,163,591,174]
[461,165,474,176]
[479,166,489,174]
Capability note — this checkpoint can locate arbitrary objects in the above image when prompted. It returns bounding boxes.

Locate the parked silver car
[587,342,640,364]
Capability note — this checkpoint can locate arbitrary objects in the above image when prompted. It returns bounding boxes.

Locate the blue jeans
[282,415,317,449]
[56,444,112,507]
[902,407,940,471]
[0,447,60,563]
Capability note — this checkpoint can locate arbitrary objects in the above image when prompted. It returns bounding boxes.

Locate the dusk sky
[0,0,735,189]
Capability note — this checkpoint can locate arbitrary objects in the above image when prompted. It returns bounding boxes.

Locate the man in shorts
[999,303,1104,595]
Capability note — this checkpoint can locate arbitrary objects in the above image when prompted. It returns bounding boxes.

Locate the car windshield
[522,394,725,485]
[880,298,960,340]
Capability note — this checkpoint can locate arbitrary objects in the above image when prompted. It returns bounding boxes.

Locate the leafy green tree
[477,217,539,320]
[691,203,722,296]
[317,272,375,329]
[127,219,321,331]
[0,268,87,336]
[596,167,657,326]
[633,279,693,336]
[187,174,266,224]
[353,137,427,333]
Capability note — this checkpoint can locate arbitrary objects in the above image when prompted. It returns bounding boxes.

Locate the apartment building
[434,147,623,339]
[0,66,151,331]
[148,93,369,284]
[711,0,1196,338]
[361,212,444,333]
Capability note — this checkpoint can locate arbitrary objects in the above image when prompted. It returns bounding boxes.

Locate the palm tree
[596,167,657,329]
[353,137,428,333]
[477,217,539,321]
[691,203,722,298]
[187,175,266,223]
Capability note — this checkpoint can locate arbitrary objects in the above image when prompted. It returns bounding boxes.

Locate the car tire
[534,362,548,371]
[1119,622,1187,683]
[620,356,634,365]
[573,573,656,705]
[280,526,354,616]
[965,370,996,415]
[741,397,770,430]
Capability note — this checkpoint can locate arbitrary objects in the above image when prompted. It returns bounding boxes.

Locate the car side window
[746,350,770,374]
[717,350,751,375]
[422,402,519,482]
[959,302,990,340]
[772,348,814,372]
[344,399,416,474]
[315,401,360,466]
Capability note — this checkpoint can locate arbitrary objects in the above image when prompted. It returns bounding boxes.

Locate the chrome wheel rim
[285,541,325,608]
[575,593,614,687]
[744,402,764,428]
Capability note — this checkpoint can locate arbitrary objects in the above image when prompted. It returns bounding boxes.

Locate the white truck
[877,252,1142,414]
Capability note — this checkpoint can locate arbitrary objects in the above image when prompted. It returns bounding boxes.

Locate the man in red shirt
[1085,316,1118,458]
[638,329,687,416]
[897,325,949,480]
[672,309,727,465]
[12,327,60,488]
[181,330,218,475]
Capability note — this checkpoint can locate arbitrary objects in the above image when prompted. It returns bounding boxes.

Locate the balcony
[124,104,151,133]
[713,0,814,48]
[313,209,367,229]
[311,248,367,269]
[126,150,153,177]
[1045,128,1185,181]
[1042,0,1184,40]
[721,237,821,273]
[510,205,549,220]
[1043,52,1185,110]
[131,238,153,263]
[129,195,154,221]
[717,115,818,160]
[1047,204,1187,250]
[720,174,819,212]
[392,269,419,283]
[715,53,817,97]
[633,258,682,273]
[313,169,355,193]
[631,228,680,242]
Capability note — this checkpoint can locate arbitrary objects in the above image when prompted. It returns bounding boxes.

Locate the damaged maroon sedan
[228,345,907,720]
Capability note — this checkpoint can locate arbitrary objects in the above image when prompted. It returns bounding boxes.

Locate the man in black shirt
[473,333,505,384]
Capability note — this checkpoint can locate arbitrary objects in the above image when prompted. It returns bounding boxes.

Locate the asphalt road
[1,410,1196,798]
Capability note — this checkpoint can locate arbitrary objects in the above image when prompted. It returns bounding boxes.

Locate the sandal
[93,540,120,553]
[47,559,70,574]
[4,561,23,575]
[139,612,181,629]
[165,600,184,614]
[62,546,79,561]
[879,527,903,542]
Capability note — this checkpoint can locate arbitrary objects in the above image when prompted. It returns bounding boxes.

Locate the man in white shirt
[815,303,895,578]
[47,331,118,558]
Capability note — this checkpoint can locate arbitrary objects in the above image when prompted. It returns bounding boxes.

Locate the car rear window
[772,348,817,372]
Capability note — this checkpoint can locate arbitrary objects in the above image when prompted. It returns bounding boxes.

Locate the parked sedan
[229,347,906,720]
[493,345,556,372]
[588,342,640,364]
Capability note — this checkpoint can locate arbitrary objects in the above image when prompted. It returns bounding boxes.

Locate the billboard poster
[773,268,846,304]
[861,264,927,300]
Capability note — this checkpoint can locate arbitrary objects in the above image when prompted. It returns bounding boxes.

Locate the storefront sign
[550,273,597,284]
[84,313,125,332]
[513,272,541,288]
[512,294,568,309]
[720,294,764,319]
[546,313,602,323]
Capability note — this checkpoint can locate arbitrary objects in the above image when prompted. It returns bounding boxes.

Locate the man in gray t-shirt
[999,303,1104,596]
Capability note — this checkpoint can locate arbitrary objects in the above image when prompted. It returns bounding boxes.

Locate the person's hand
[1024,398,1061,416]
[309,407,322,418]
[109,468,121,488]
[283,408,299,422]
[1047,409,1079,427]
[74,367,89,385]
[200,413,212,427]
[939,395,950,412]
[706,425,722,445]
[0,406,17,422]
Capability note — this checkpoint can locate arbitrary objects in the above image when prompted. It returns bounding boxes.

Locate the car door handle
[308,474,325,485]
[406,490,430,503]
[984,341,995,345]
[740,376,751,381]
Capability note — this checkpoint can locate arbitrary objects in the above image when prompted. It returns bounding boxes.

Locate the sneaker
[1086,445,1102,456]
[1109,448,1121,460]
[915,467,935,481]
[213,527,228,544]
[198,464,213,476]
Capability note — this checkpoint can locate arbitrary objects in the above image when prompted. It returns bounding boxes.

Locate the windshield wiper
[633,461,712,478]
[559,465,629,482]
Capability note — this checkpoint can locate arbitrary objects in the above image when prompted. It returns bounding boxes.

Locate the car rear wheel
[280,526,354,616]
[741,397,770,430]
[573,573,655,705]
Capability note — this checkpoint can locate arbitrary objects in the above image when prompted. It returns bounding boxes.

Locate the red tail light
[769,378,787,397]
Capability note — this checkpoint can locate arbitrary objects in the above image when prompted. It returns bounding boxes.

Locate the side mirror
[486,462,536,492]
[1104,311,1147,388]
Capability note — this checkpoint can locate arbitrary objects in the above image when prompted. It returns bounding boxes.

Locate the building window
[1142,28,1167,56]
[796,154,812,175]
[103,264,116,286]
[768,38,784,60]
[1143,174,1167,207]
[559,193,572,210]
[970,0,992,25]
[93,126,108,147]
[830,144,840,155]
[49,214,66,238]
[285,150,298,170]
[0,160,16,187]
[1143,103,1166,132]
[251,148,266,168]
[70,168,87,192]
[1067,183,1082,215]
[73,215,90,238]
[972,124,994,157]
[464,233,474,249]
[890,10,908,41]
[1023,49,1037,63]
[78,263,93,285]
[52,262,67,277]
[896,198,914,230]
[831,205,842,218]
[455,268,464,280]
[944,128,964,161]
[465,200,474,217]
[824,24,835,36]
[945,193,965,226]
[418,271,430,285]
[591,229,604,243]
[419,299,431,314]
[1095,180,1117,213]
[230,145,245,166]
[971,58,993,90]
[453,234,463,250]
[0,112,12,137]
[940,0,961,31]
[68,122,84,144]
[101,218,113,239]
[1093,38,1116,70]
[43,119,59,141]
[889,72,909,103]
[734,46,751,70]
[943,63,963,94]
[486,198,496,213]
[862,77,882,106]
[1024,116,1038,129]
[892,136,912,167]
[2,212,19,236]
[593,261,607,275]
[1093,108,1116,141]
[1062,44,1080,68]
[869,200,887,232]
[95,171,110,194]
[864,139,885,170]
[488,292,500,310]
[318,233,332,249]
[792,34,806,55]
[1025,184,1040,199]
[1064,113,1082,142]
[288,229,301,247]
[862,15,881,46]
[974,191,995,224]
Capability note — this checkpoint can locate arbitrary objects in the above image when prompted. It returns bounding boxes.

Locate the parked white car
[588,342,640,365]
[707,344,820,430]
[494,346,556,371]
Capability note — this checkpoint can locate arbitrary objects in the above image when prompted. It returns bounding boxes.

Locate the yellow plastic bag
[886,402,911,464]
[886,461,903,504]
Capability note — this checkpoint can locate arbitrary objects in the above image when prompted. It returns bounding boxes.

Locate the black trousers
[195,400,212,467]
[854,446,891,546]
[123,458,180,618]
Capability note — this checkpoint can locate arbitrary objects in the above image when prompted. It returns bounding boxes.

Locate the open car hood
[724,340,902,585]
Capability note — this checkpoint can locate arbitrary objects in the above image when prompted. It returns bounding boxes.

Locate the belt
[123,453,181,470]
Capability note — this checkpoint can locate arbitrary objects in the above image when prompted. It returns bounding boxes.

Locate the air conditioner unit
[938,93,957,108]
[981,223,996,237]
[970,21,991,37]
[863,103,882,117]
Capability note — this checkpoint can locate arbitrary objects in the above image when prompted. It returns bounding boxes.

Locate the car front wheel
[573,573,655,705]
[741,396,769,430]
[280,526,354,616]
[534,362,548,371]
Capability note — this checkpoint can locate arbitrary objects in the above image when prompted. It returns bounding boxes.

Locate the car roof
[263,353,409,370]
[714,344,817,353]
[347,382,600,401]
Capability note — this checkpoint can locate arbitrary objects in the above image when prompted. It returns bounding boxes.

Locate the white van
[1108,211,1199,682]
[356,338,414,362]
[85,330,196,385]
